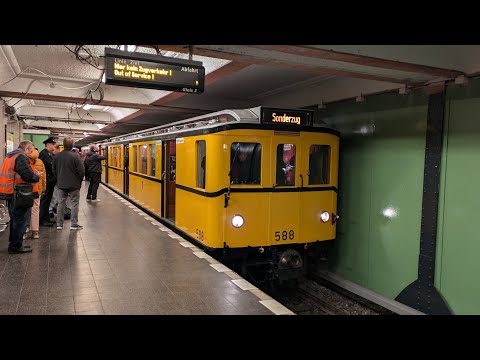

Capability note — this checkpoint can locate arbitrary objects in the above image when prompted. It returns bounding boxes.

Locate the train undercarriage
[216,240,333,287]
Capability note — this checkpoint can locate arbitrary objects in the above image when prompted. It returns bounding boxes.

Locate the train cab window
[196,140,206,189]
[276,144,296,186]
[133,145,138,173]
[140,145,148,175]
[230,142,261,185]
[309,145,330,185]
[149,144,156,177]
[112,147,120,168]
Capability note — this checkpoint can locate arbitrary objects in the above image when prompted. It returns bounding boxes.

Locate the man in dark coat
[52,137,84,230]
[38,137,56,226]
[85,144,106,201]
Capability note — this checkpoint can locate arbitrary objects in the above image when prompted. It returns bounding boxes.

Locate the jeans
[57,189,80,227]
[49,185,58,213]
[7,199,32,250]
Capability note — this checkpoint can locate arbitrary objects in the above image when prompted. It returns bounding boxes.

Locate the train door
[102,145,108,183]
[269,137,301,246]
[123,144,129,195]
[299,139,336,242]
[163,140,176,221]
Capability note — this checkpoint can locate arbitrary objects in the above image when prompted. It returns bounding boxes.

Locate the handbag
[13,174,34,209]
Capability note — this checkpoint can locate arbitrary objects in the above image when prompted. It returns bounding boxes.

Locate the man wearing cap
[38,137,56,226]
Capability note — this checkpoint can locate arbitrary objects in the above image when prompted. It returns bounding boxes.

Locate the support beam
[0,91,209,115]
[249,45,465,79]
[150,45,424,85]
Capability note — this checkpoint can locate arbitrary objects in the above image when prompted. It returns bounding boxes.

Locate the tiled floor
[0,183,275,315]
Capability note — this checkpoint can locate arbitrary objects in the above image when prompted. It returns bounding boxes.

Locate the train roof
[98,107,338,145]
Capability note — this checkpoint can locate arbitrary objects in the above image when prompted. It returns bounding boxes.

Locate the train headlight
[231,215,244,228]
[320,211,330,223]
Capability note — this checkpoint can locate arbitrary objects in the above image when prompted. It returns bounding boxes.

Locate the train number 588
[274,230,294,241]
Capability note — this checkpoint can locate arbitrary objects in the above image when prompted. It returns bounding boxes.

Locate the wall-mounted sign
[260,107,313,126]
[104,48,205,94]
[6,132,14,153]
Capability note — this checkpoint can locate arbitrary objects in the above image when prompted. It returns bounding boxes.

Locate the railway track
[264,277,395,315]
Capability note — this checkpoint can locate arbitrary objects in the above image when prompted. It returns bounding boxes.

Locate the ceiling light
[119,45,137,52]
[83,104,93,110]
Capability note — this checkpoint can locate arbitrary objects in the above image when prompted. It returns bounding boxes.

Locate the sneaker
[56,226,63,230]
[8,246,32,254]
[30,231,39,239]
[92,199,101,202]
[70,225,83,230]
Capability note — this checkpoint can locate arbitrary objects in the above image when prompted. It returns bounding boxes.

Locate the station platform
[0,184,293,315]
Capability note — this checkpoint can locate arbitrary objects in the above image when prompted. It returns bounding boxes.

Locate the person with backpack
[0,141,41,253]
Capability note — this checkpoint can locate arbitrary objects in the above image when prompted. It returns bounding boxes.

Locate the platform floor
[0,183,293,315]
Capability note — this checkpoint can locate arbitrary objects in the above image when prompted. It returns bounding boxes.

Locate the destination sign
[261,107,313,126]
[104,48,205,94]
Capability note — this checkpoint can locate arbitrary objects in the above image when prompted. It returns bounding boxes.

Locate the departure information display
[104,48,205,94]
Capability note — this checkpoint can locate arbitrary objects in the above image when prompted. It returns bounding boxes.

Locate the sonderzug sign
[260,107,313,126]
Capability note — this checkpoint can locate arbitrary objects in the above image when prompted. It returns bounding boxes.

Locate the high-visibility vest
[0,153,38,195]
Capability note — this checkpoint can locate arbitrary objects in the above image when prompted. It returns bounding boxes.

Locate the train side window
[140,145,148,175]
[197,140,206,189]
[133,145,138,173]
[230,142,261,185]
[276,144,296,186]
[112,147,119,168]
[149,144,156,177]
[308,145,330,185]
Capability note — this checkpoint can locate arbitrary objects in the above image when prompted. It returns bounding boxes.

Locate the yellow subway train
[97,107,340,282]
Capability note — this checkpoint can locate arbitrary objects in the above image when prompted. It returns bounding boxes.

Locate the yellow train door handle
[162,171,166,180]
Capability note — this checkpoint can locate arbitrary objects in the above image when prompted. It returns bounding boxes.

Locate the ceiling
[1,45,478,147]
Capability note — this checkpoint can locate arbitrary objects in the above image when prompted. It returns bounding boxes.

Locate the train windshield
[230,142,261,185]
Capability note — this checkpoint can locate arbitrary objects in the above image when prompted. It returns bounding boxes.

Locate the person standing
[0,141,41,254]
[52,137,84,230]
[48,144,60,219]
[85,144,106,201]
[38,137,56,226]
[25,148,46,239]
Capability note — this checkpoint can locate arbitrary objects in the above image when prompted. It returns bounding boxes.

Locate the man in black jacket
[52,137,85,231]
[0,141,41,253]
[38,137,56,226]
[85,144,106,201]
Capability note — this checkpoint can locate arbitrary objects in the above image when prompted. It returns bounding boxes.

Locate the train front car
[202,107,339,283]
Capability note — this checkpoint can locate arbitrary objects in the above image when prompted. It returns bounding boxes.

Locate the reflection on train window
[140,145,148,175]
[230,142,261,185]
[113,147,119,168]
[149,144,156,177]
[276,144,296,186]
[197,140,206,189]
[133,145,138,173]
[309,145,330,184]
